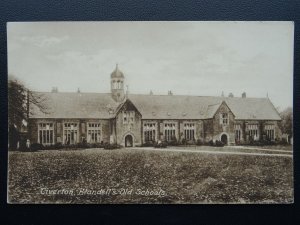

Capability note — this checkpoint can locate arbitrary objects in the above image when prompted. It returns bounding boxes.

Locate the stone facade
[27,65,282,147]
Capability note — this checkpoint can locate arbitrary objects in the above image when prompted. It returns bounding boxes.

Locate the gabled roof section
[224,97,281,120]
[29,92,121,119]
[211,100,236,118]
[129,94,223,119]
[128,94,281,120]
[114,98,142,117]
[29,92,282,121]
[206,103,222,118]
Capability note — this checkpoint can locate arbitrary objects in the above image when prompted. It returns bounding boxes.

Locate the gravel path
[136,147,293,158]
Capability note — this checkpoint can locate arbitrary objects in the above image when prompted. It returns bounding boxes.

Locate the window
[234,124,241,141]
[265,124,275,140]
[38,123,54,145]
[63,122,78,145]
[164,123,176,142]
[123,111,135,124]
[130,111,135,123]
[123,112,127,124]
[87,123,101,143]
[247,124,259,140]
[144,123,156,142]
[221,113,228,125]
[184,123,195,141]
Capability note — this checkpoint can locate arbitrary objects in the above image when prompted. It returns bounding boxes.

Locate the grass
[8,147,293,204]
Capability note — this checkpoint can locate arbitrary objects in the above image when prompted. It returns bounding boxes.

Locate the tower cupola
[111,64,125,102]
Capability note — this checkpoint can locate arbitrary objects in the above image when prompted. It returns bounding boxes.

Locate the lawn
[8,147,293,204]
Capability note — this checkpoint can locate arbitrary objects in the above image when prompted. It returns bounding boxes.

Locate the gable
[128,94,281,120]
[115,99,142,118]
[212,101,235,119]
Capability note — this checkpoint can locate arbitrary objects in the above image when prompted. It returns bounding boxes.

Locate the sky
[7,21,294,110]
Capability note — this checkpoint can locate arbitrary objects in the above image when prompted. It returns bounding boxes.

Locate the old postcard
[7,21,293,204]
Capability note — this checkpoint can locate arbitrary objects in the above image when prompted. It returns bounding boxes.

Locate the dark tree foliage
[279,107,293,137]
[8,78,27,128]
[8,76,48,149]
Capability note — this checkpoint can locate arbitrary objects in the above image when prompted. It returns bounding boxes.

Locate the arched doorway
[125,135,133,147]
[221,134,228,145]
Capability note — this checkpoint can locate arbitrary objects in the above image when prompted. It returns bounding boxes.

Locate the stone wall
[28,118,111,145]
[114,102,142,146]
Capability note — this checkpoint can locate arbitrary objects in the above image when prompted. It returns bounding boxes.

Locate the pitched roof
[128,94,221,119]
[224,97,281,120]
[29,92,120,119]
[128,94,281,120]
[29,92,281,121]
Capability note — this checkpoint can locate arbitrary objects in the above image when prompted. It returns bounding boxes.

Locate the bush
[202,140,224,147]
[247,139,277,146]
[277,138,289,145]
[181,138,187,145]
[196,139,203,146]
[30,143,44,151]
[103,143,122,150]
[142,141,155,147]
[154,141,167,148]
[168,139,179,146]
[215,140,225,147]
[208,140,214,146]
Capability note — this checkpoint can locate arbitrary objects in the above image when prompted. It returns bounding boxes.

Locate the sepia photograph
[7,21,293,204]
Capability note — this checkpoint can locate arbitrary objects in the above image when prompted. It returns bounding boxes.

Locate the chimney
[242,92,246,98]
[51,87,58,93]
[228,93,234,98]
[168,90,173,96]
[77,88,81,93]
[150,90,153,95]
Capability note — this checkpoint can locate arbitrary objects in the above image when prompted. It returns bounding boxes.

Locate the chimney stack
[228,93,234,98]
[242,92,246,98]
[150,90,153,95]
[168,90,173,95]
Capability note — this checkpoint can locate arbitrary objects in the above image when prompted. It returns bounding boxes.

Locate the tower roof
[111,64,124,78]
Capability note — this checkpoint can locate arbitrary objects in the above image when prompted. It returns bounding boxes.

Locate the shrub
[168,139,179,146]
[30,143,44,151]
[89,143,105,148]
[103,143,122,150]
[142,141,155,147]
[208,140,214,146]
[181,138,187,145]
[196,139,203,146]
[215,140,225,147]
[154,141,167,148]
[278,138,289,145]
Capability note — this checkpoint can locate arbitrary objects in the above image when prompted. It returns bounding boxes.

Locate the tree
[279,107,293,140]
[8,76,48,149]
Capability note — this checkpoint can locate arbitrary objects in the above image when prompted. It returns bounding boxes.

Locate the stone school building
[28,65,282,147]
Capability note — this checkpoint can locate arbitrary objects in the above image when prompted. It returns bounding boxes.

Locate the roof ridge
[33,91,112,94]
